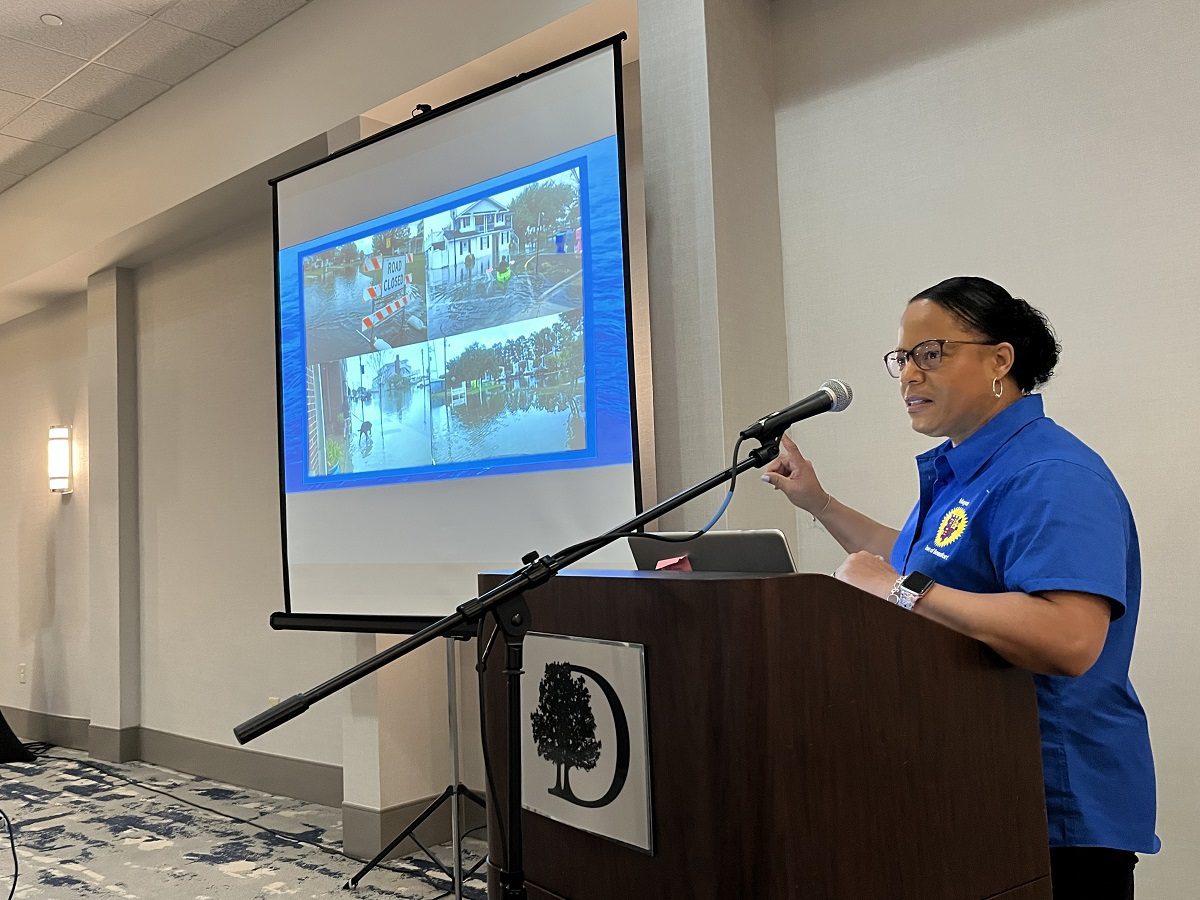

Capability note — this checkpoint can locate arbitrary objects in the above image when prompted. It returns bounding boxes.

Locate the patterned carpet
[0,749,487,899]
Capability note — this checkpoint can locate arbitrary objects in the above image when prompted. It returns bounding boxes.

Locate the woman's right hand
[761,432,830,514]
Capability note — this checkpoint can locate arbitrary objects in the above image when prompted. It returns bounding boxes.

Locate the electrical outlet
[268,696,281,706]
[18,663,27,684]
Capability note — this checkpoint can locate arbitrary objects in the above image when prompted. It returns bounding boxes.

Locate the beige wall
[772,0,1199,894]
[0,298,90,720]
[638,0,793,532]
[134,216,353,763]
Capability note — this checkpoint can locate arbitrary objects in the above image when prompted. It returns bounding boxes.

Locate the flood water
[427,267,581,340]
[348,375,584,473]
[304,267,428,363]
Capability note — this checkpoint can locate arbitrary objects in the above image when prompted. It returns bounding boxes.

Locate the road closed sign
[380,256,407,297]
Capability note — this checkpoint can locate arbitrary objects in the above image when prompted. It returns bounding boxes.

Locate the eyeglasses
[883,339,998,378]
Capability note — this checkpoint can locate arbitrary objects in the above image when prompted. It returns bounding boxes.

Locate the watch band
[886,574,932,610]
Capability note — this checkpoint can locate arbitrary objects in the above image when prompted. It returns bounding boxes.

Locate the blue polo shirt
[890,394,1158,853]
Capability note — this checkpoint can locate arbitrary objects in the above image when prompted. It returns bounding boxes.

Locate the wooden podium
[480,570,1051,900]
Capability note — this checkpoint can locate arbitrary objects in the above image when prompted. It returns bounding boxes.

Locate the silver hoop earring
[992,377,1004,399]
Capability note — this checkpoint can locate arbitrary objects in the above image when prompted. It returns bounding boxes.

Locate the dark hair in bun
[910,276,1061,393]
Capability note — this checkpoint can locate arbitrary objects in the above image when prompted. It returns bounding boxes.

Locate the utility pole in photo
[535,210,544,278]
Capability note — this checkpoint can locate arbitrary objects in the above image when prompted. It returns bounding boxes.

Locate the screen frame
[269,34,643,635]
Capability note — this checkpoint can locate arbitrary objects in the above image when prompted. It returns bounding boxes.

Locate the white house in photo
[451,198,518,269]
[425,198,519,285]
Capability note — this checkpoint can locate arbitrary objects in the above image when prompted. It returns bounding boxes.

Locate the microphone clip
[746,434,783,466]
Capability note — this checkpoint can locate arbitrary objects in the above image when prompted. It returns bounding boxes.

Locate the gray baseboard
[88,724,140,762]
[1,706,341,808]
[343,786,488,860]
[1,705,89,749]
[137,727,343,808]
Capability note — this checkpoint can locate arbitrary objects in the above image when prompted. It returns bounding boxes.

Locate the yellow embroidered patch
[934,506,969,548]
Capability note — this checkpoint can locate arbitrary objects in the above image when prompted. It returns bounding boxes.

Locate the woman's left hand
[834,551,899,600]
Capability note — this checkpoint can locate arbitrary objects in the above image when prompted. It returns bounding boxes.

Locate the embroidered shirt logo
[934,506,969,548]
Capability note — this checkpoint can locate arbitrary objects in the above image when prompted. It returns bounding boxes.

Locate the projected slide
[278,139,630,492]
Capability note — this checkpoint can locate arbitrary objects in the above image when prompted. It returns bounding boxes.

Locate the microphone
[739,379,853,440]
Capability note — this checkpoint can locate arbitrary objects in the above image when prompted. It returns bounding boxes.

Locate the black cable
[24,752,452,882]
[479,621,500,667]
[405,823,489,900]
[1,806,16,900]
[450,823,489,891]
[424,825,489,900]
[407,831,448,879]
[731,435,746,489]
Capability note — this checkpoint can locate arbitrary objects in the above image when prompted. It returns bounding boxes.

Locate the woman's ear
[994,342,1015,379]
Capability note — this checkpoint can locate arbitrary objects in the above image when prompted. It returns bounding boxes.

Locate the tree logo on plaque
[531,661,630,808]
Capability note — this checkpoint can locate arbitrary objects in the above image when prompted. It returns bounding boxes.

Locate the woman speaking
[763,276,1157,899]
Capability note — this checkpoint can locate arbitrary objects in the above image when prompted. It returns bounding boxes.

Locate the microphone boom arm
[233,435,783,746]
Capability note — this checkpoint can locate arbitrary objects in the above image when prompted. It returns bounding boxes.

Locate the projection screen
[270,37,641,629]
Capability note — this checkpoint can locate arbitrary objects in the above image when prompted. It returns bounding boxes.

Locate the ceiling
[0,0,638,326]
[0,0,313,195]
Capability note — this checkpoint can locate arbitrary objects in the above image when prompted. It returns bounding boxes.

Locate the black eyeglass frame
[883,339,999,378]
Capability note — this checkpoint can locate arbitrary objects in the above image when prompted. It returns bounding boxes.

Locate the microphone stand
[234,434,784,899]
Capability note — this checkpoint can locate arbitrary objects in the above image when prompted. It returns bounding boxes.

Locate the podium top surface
[482,568,833,582]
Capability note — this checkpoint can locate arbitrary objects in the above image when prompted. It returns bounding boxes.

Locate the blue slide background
[277,135,633,494]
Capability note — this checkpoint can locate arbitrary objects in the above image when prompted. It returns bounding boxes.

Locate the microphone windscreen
[822,379,853,412]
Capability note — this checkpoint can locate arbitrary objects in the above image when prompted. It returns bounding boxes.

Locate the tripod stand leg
[459,784,486,809]
[347,637,480,897]
[344,785,454,890]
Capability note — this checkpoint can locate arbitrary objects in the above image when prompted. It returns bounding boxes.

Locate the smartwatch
[887,571,935,610]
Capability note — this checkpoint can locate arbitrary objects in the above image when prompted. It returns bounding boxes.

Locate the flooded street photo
[309,309,586,478]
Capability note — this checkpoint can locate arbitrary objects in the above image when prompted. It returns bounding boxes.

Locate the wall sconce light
[48,426,72,494]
